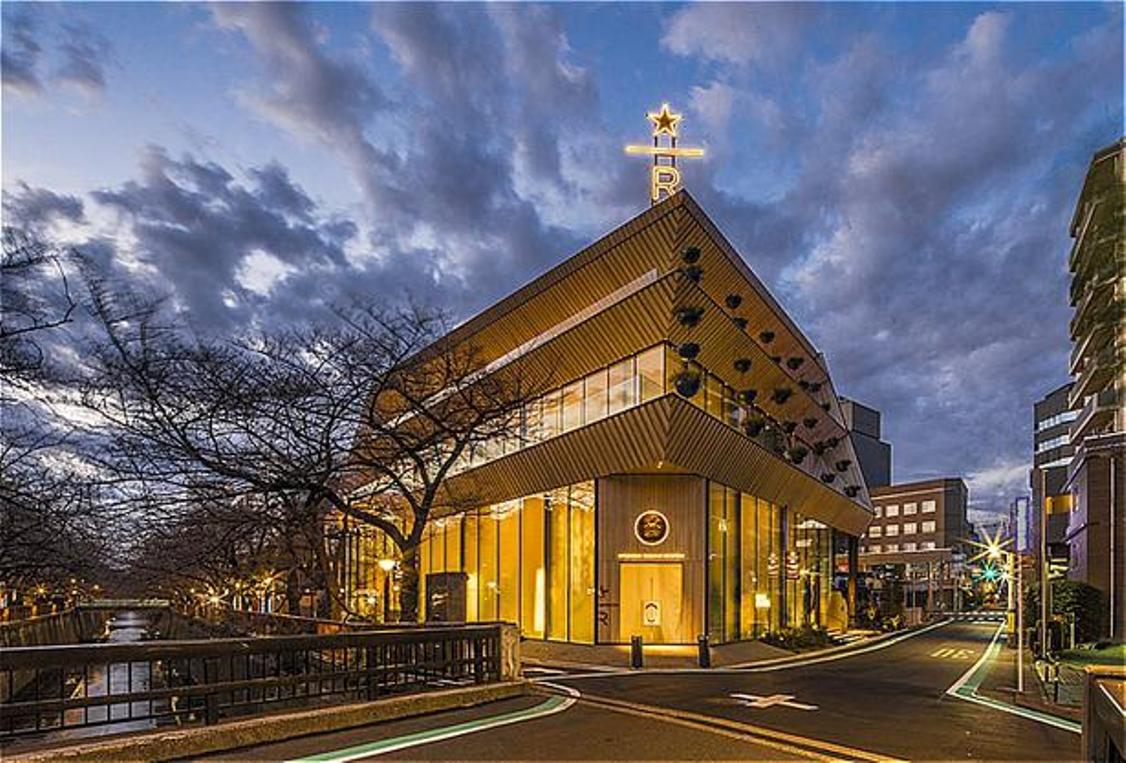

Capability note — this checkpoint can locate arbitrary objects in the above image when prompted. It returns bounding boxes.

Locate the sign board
[642,599,662,627]
[635,510,670,546]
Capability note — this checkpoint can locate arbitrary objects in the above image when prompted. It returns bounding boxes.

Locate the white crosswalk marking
[730,692,819,711]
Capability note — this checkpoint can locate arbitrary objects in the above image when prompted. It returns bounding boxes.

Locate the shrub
[760,624,833,651]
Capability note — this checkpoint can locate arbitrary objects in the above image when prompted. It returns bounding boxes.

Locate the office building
[1065,138,1125,640]
[1031,382,1077,582]
[839,398,892,489]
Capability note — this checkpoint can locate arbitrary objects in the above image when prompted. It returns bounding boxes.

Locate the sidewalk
[975,638,1082,725]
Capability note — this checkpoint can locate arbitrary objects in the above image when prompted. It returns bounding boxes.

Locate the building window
[886,504,900,517]
[903,502,917,516]
[922,500,936,514]
[583,368,608,424]
[874,505,883,518]
[869,526,882,538]
[607,357,636,414]
[885,543,899,552]
[637,346,664,403]
[903,542,917,552]
[869,544,881,553]
[885,524,899,537]
[921,541,936,551]
[921,520,936,533]
[561,381,583,432]
[903,522,917,535]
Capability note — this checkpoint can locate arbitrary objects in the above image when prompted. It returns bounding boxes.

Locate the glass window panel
[607,358,636,414]
[724,487,740,642]
[418,526,431,622]
[706,375,724,419]
[707,482,726,641]
[723,386,740,429]
[463,511,479,622]
[922,521,936,533]
[479,510,498,620]
[542,390,561,439]
[524,398,543,445]
[498,502,520,624]
[446,517,462,574]
[922,500,936,513]
[583,369,608,424]
[637,346,664,402]
[903,502,917,515]
[520,497,545,638]
[665,345,681,392]
[568,482,595,644]
[561,381,583,432]
[547,489,570,640]
[740,493,760,639]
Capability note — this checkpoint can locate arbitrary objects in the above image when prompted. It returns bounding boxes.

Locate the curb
[6,681,529,763]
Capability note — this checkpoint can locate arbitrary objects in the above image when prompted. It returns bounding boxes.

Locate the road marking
[567,689,904,763]
[285,692,577,762]
[930,647,974,660]
[945,621,1081,735]
[731,692,819,710]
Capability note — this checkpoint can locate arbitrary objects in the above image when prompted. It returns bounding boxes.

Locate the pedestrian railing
[0,624,503,740]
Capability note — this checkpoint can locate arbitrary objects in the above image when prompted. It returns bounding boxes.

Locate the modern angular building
[348,191,874,646]
[839,398,892,489]
[1065,138,1125,640]
[1031,382,1077,583]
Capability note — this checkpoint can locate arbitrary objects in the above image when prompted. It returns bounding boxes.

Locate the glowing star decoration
[626,102,705,204]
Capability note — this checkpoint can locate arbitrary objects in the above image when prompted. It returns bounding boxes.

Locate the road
[203,620,1081,761]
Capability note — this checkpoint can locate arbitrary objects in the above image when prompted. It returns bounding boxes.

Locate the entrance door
[619,562,685,644]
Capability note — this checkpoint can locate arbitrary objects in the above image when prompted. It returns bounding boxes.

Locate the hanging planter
[733,357,752,373]
[732,316,749,330]
[787,446,808,465]
[835,459,852,472]
[737,388,757,405]
[812,442,828,456]
[820,402,831,412]
[743,416,766,437]
[770,355,782,364]
[826,436,840,448]
[773,441,787,456]
[798,380,811,390]
[771,387,793,405]
[681,246,701,264]
[678,342,700,360]
[786,357,805,371]
[808,381,823,393]
[674,306,704,327]
[781,420,797,434]
[820,473,836,484]
[845,485,860,498]
[725,294,743,310]
[759,330,775,344]
[682,264,703,283]
[803,417,818,429]
[674,370,702,398]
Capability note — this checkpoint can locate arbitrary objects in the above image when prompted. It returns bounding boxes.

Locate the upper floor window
[886,504,900,517]
[922,500,936,514]
[921,520,936,533]
[885,524,899,537]
[903,522,917,535]
[903,502,917,515]
[1037,409,1079,432]
[869,526,883,538]
[921,541,936,550]
[875,505,883,518]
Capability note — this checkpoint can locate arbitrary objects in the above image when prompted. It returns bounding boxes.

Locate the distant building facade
[1064,138,1125,640]
[1031,382,1077,582]
[839,398,892,489]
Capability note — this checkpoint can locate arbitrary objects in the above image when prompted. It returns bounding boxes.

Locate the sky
[2,1,1122,521]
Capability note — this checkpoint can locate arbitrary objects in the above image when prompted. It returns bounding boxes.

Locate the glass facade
[786,514,832,629]
[417,481,596,643]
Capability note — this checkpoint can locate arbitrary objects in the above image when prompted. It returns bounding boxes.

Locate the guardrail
[0,624,505,740]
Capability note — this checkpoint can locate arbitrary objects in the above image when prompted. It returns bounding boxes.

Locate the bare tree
[81,285,530,622]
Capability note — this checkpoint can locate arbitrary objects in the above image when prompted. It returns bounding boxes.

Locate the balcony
[1071,343,1119,405]
[1069,272,1120,340]
[1070,387,1120,443]
[1070,317,1114,375]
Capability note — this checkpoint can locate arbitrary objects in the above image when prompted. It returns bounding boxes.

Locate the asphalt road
[202,620,1081,762]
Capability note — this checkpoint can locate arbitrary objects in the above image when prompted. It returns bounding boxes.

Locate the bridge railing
[0,624,507,740]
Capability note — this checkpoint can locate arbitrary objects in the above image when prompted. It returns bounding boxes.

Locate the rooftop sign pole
[625,103,705,204]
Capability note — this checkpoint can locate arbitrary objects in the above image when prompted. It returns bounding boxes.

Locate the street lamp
[378,559,397,622]
[968,527,1023,692]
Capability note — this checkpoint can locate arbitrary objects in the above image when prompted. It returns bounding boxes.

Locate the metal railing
[0,624,502,740]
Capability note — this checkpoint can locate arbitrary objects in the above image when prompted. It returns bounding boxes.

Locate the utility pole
[1017,551,1025,693]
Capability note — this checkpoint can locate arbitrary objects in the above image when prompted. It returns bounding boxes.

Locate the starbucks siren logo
[634,510,670,546]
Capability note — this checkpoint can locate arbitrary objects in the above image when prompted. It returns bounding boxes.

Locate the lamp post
[378,558,397,623]
[970,528,1023,693]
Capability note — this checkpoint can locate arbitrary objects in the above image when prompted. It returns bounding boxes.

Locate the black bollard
[630,635,643,669]
[698,634,711,668]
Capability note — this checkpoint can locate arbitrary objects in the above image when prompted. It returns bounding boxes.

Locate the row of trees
[1,225,530,622]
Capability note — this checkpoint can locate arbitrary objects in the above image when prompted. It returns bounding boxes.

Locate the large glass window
[520,496,546,638]
[498,503,519,624]
[547,488,570,640]
[607,357,636,414]
[724,487,740,642]
[463,511,479,621]
[707,482,726,641]
[542,390,561,439]
[478,510,499,620]
[706,375,724,419]
[561,381,583,432]
[637,346,664,402]
[569,484,595,644]
[583,369,608,424]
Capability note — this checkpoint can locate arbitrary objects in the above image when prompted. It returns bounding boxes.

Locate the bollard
[630,635,643,669]
[698,634,711,668]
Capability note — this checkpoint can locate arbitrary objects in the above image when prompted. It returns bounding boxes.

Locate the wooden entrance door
[619,562,685,644]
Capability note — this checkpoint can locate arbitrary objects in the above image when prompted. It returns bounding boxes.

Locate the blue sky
[2,2,1122,518]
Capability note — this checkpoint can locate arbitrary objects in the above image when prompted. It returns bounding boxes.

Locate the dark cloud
[2,182,86,231]
[1,8,43,95]
[53,21,113,96]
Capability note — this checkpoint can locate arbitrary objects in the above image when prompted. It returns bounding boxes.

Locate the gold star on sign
[647,102,682,137]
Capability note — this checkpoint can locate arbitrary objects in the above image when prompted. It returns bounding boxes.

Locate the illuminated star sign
[625,102,704,204]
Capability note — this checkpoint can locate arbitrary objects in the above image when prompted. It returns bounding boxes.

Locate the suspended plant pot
[733,357,752,373]
[674,306,704,327]
[820,473,836,484]
[820,402,831,412]
[808,381,823,393]
[674,370,702,398]
[771,387,793,405]
[770,355,782,364]
[773,442,787,456]
[737,388,758,405]
[759,330,775,344]
[743,416,766,437]
[781,420,798,434]
[732,316,749,330]
[812,442,828,456]
[786,357,805,371]
[826,436,840,448]
[798,380,811,390]
[803,417,818,429]
[682,264,704,283]
[787,446,808,465]
[678,342,700,360]
[844,485,860,498]
[835,459,852,472]
[681,246,701,264]
[725,294,743,310]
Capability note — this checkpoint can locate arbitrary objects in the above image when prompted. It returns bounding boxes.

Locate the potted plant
[787,446,809,464]
[834,459,852,472]
[733,357,752,373]
[682,264,703,283]
[781,420,798,434]
[675,306,703,327]
[759,330,775,344]
[820,473,836,484]
[786,357,805,371]
[725,294,743,310]
[803,417,818,429]
[744,416,766,437]
[771,387,792,405]
[678,342,700,360]
[681,246,701,264]
[675,369,701,398]
[732,316,749,330]
[845,486,860,498]
[737,388,757,404]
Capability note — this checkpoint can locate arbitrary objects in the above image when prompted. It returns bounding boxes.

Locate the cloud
[661,4,816,66]
[1,8,43,95]
[53,22,114,96]
[2,182,86,231]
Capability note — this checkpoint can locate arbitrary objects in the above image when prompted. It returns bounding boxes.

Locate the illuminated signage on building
[634,509,671,546]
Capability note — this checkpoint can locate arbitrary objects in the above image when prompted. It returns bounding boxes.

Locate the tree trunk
[399,544,421,623]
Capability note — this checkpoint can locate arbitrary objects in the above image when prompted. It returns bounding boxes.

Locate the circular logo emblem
[634,510,670,546]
